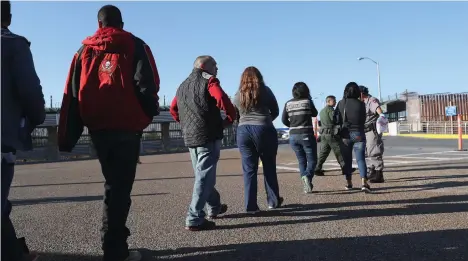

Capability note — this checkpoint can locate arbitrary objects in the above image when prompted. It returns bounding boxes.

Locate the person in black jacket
[335,82,371,193]
[2,1,45,260]
[282,82,318,193]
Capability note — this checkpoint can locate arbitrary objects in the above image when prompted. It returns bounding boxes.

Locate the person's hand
[342,138,350,146]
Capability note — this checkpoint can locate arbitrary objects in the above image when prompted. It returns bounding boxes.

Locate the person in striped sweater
[282,82,318,193]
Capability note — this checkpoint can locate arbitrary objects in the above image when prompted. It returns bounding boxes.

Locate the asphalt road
[278,136,463,155]
[275,136,468,172]
[9,137,468,261]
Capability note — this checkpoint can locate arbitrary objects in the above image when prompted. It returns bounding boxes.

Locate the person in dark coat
[2,1,46,260]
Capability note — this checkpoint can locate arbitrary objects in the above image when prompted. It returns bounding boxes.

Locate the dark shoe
[361,184,372,193]
[369,171,384,183]
[21,254,39,261]
[123,251,142,261]
[17,237,31,255]
[367,168,377,180]
[268,197,284,209]
[208,204,228,219]
[246,209,261,215]
[345,184,353,190]
[314,170,325,176]
[185,220,216,231]
[351,168,357,173]
[301,176,313,194]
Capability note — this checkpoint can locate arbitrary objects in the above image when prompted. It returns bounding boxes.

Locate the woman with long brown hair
[232,66,283,214]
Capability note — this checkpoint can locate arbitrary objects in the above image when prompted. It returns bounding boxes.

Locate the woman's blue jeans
[341,131,367,180]
[237,124,281,211]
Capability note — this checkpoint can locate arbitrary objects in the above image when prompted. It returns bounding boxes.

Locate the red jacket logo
[101,60,114,73]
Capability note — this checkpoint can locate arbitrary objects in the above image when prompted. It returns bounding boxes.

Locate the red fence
[419,93,468,122]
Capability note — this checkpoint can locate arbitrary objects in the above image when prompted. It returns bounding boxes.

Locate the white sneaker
[124,251,142,261]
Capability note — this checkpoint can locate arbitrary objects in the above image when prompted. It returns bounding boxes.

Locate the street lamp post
[358,57,382,102]
[313,92,325,107]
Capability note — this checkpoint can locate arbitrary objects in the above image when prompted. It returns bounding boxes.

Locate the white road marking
[386,151,465,158]
[442,150,468,154]
[391,156,449,160]
[323,162,341,166]
[382,159,413,164]
[271,150,468,173]
[275,166,301,172]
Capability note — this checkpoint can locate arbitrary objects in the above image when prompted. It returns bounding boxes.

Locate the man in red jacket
[58,5,160,261]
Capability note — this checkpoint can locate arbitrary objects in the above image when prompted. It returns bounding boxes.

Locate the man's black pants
[2,151,31,261]
[91,130,141,261]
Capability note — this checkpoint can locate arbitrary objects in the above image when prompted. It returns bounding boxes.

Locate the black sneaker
[301,176,313,194]
[21,254,39,261]
[246,209,261,215]
[369,171,384,183]
[367,168,376,180]
[124,251,142,261]
[314,170,325,176]
[185,220,216,231]
[345,184,353,190]
[361,184,372,193]
[208,204,228,219]
[268,197,284,209]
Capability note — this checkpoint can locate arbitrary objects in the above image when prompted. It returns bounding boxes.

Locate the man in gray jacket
[1,1,45,260]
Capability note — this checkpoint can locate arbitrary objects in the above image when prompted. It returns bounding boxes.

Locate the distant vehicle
[276,127,290,140]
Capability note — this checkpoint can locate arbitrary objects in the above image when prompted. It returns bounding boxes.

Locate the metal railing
[394,121,468,135]
[19,122,237,162]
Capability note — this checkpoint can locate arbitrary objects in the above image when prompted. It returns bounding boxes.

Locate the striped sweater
[281,98,318,135]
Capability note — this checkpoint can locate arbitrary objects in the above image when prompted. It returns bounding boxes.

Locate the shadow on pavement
[36,228,467,261]
[148,228,467,260]
[316,176,468,195]
[11,171,299,189]
[375,180,468,193]
[35,252,101,261]
[219,194,468,228]
[10,193,168,206]
[387,165,468,173]
[385,173,468,183]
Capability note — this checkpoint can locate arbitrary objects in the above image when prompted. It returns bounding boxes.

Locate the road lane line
[386,151,463,157]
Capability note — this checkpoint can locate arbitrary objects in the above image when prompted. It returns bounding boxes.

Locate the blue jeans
[289,134,318,178]
[342,131,367,179]
[237,125,280,211]
[186,140,222,226]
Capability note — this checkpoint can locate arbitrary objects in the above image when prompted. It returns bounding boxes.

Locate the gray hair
[193,55,215,69]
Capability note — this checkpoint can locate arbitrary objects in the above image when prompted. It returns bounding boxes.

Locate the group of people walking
[284,82,386,194]
[1,3,385,261]
[170,58,387,232]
